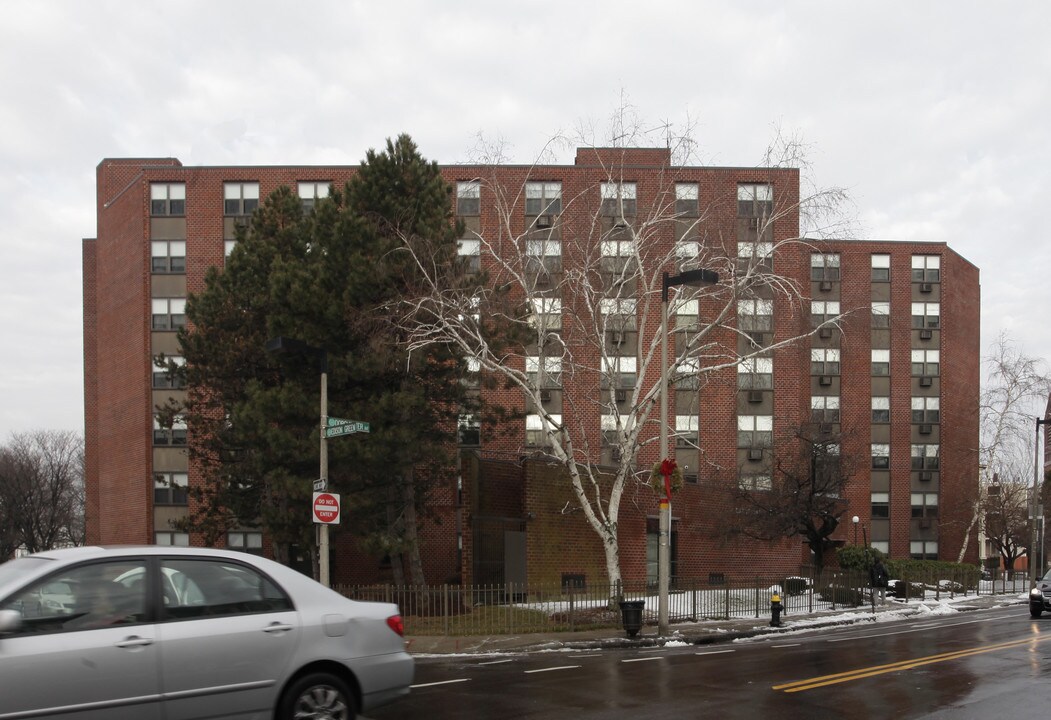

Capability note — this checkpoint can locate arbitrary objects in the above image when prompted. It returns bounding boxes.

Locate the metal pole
[319,364,330,588]
[658,280,670,636]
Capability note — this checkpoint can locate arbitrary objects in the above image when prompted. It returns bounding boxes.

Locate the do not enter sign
[312,492,341,525]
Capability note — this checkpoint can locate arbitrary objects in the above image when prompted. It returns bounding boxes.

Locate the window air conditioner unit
[748,448,764,462]
[818,326,833,339]
[676,437,693,448]
[919,518,932,529]
[748,331,765,347]
[610,447,622,462]
[919,471,933,481]
[919,423,932,435]
[920,282,933,293]
[536,214,553,228]
[919,376,933,387]
[540,389,552,403]
[927,318,940,327]
[535,272,550,286]
[819,423,833,434]
[919,329,933,340]
[615,389,627,403]
[609,331,626,346]
[747,390,763,404]
[819,375,833,386]
[748,217,761,231]
[819,280,833,292]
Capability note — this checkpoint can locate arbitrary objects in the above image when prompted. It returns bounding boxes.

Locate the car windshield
[1042,568,1051,582]
[0,558,50,589]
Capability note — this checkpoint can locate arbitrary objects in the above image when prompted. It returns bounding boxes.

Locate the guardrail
[336,568,1028,637]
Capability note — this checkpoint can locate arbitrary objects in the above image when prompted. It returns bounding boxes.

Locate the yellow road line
[773,634,1051,692]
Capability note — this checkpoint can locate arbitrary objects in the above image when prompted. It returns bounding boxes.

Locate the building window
[152,355,186,389]
[811,300,840,328]
[152,298,187,331]
[871,302,890,328]
[456,181,480,215]
[154,471,188,505]
[912,396,940,423]
[529,297,562,330]
[675,239,700,264]
[228,531,264,555]
[674,356,700,389]
[153,416,187,446]
[911,492,938,518]
[151,240,186,273]
[525,181,562,216]
[870,540,890,554]
[457,238,481,273]
[872,396,890,423]
[737,183,773,217]
[810,253,840,281]
[910,541,938,560]
[871,443,890,469]
[462,357,481,388]
[602,355,638,389]
[224,240,237,258]
[155,531,190,547]
[223,182,259,216]
[738,357,773,389]
[871,349,890,376]
[601,237,637,258]
[600,298,638,331]
[525,236,561,260]
[298,181,330,212]
[458,414,480,446]
[737,241,773,262]
[911,302,941,329]
[738,298,773,332]
[739,473,772,491]
[738,415,773,448]
[675,183,699,216]
[811,348,841,376]
[871,254,890,282]
[871,492,890,519]
[151,183,185,216]
[911,349,940,376]
[526,356,562,388]
[811,395,840,423]
[911,255,940,282]
[526,413,561,447]
[601,414,633,446]
[600,182,637,217]
[674,415,699,446]
[911,444,940,470]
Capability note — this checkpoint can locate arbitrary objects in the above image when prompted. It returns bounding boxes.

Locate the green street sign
[324,420,370,438]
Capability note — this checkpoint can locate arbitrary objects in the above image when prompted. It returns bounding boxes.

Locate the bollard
[770,593,784,627]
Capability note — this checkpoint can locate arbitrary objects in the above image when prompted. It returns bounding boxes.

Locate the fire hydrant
[770,593,784,627]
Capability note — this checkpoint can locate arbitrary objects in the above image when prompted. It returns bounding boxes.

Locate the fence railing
[335,568,1030,637]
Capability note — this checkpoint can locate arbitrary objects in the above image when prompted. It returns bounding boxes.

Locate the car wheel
[1031,606,1043,619]
[279,672,357,720]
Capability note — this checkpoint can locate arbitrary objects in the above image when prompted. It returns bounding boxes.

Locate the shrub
[818,584,864,605]
[782,576,809,596]
[836,545,885,572]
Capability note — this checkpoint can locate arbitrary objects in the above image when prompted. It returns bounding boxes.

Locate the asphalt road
[367,606,1051,720]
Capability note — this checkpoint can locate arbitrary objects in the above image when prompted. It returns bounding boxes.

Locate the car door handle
[115,635,154,648]
[262,622,294,634]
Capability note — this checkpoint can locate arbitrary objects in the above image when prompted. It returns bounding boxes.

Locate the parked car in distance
[1030,568,1051,618]
[0,545,413,719]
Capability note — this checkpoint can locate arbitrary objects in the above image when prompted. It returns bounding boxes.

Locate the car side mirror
[0,609,23,635]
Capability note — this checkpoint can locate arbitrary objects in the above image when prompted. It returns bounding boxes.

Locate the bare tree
[982,475,1031,570]
[394,108,854,587]
[0,431,85,554]
[955,333,1051,562]
[720,424,861,572]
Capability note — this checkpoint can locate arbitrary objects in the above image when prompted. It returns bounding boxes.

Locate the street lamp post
[1033,417,1048,586]
[266,336,331,587]
[852,515,860,545]
[658,268,718,636]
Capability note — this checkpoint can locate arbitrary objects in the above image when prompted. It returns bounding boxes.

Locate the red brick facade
[84,150,981,587]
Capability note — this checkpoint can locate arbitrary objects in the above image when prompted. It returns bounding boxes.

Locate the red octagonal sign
[312,492,341,525]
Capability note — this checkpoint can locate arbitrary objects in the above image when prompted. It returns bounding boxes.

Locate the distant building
[84,148,980,585]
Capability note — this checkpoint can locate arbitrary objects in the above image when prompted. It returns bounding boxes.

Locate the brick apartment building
[83,147,980,587]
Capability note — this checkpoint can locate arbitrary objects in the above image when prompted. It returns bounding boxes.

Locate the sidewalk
[404,592,1026,656]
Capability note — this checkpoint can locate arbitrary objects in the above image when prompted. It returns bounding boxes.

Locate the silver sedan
[0,545,413,719]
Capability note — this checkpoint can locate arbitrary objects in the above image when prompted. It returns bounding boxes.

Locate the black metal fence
[337,567,1029,637]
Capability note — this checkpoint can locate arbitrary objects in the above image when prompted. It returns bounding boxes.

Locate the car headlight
[1031,587,1043,599]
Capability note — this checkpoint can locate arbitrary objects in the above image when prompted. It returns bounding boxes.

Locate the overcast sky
[1,1,1048,439]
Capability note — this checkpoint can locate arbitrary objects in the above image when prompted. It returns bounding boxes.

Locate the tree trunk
[400,470,426,587]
